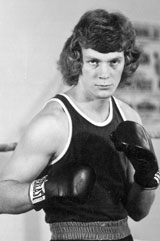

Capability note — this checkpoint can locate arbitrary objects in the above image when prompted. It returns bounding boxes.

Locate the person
[0,9,159,241]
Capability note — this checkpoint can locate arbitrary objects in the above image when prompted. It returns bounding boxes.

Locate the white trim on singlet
[112,96,127,121]
[46,95,126,165]
[46,98,73,165]
[60,93,113,127]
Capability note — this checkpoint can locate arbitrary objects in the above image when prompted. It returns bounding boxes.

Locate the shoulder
[114,97,142,124]
[22,99,69,156]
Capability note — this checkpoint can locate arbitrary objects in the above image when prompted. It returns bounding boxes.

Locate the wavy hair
[57,9,141,86]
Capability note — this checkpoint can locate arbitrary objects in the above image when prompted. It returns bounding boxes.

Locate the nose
[98,63,110,79]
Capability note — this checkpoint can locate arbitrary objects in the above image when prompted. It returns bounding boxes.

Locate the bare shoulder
[26,99,69,155]
[14,99,69,165]
[115,97,142,124]
[1,100,70,182]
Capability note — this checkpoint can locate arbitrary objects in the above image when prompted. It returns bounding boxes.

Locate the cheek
[114,66,124,79]
[82,67,97,78]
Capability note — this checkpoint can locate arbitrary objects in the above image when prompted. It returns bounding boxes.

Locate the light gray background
[0,0,159,240]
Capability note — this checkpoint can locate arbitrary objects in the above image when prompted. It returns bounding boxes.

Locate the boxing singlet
[42,94,132,240]
[43,93,130,222]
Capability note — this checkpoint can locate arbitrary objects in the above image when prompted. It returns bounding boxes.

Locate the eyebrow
[85,56,124,61]
[86,57,99,61]
[85,56,99,59]
[109,56,124,60]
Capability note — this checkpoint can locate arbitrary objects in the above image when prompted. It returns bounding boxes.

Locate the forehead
[82,48,124,60]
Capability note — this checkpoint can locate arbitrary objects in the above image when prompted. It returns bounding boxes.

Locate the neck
[65,88,111,122]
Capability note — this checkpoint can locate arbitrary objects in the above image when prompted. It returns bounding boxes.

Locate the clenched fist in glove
[29,162,96,211]
[110,121,160,189]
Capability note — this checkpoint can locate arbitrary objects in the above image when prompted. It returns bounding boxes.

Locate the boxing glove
[110,121,160,189]
[29,162,96,211]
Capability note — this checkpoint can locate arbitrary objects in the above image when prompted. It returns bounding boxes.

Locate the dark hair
[57,9,141,86]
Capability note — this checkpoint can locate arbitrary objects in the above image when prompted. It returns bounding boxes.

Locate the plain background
[0,0,160,240]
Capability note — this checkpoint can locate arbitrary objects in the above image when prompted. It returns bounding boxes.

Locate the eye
[110,58,121,67]
[88,59,99,67]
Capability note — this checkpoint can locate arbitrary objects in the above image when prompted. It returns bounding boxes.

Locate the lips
[96,84,112,89]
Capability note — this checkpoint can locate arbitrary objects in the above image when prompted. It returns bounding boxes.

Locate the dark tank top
[43,94,129,223]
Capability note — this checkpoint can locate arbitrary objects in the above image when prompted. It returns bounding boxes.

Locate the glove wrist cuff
[134,171,160,190]
[29,175,47,211]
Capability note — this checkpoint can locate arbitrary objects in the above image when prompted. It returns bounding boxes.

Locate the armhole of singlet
[45,98,73,166]
[112,96,127,121]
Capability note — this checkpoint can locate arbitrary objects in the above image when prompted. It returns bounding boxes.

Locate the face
[78,48,125,100]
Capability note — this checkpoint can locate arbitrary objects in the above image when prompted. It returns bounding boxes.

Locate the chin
[96,91,113,100]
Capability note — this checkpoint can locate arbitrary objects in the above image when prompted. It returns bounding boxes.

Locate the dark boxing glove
[110,120,160,189]
[29,162,96,211]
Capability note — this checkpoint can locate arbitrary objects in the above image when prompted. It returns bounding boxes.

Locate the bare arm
[118,99,157,221]
[125,162,156,221]
[0,103,68,214]
[0,181,32,214]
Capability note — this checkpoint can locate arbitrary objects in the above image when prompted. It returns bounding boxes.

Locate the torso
[41,93,137,223]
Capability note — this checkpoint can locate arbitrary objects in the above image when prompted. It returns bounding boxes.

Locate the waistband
[49,218,131,240]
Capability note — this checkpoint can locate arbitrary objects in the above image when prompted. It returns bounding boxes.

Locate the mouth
[95,84,112,89]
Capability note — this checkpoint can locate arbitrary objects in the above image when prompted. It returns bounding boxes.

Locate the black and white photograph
[0,1,159,241]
